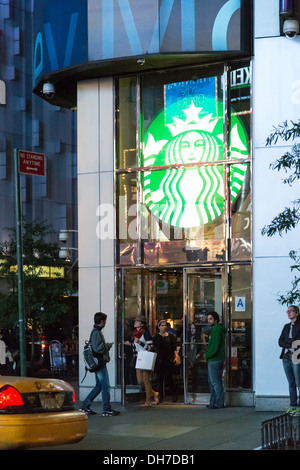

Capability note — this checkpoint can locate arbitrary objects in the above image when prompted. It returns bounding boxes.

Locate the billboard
[33,0,252,90]
[89,0,252,61]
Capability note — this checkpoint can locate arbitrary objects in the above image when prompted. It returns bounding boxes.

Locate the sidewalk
[34,381,278,452]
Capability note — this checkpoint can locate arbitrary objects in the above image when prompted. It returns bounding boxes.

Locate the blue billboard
[33,0,88,87]
[33,0,252,107]
[88,0,248,61]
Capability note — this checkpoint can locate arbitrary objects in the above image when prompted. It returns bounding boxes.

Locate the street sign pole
[14,149,26,376]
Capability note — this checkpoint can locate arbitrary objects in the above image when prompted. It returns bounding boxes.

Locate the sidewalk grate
[261,413,300,450]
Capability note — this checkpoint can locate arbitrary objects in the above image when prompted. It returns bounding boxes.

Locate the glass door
[183,267,224,404]
[117,267,184,404]
[117,268,150,405]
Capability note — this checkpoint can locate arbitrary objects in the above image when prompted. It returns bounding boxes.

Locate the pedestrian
[0,329,19,375]
[0,337,6,375]
[205,311,226,409]
[153,319,181,403]
[79,312,120,416]
[278,305,300,413]
[125,314,159,407]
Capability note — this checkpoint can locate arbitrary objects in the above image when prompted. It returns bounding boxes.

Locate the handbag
[135,350,157,371]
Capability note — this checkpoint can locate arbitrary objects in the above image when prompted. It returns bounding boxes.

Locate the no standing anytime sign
[19,150,45,176]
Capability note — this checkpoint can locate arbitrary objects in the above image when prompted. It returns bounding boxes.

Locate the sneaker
[103,409,120,417]
[79,407,97,415]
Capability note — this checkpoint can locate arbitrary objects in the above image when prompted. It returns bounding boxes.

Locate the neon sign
[142,98,248,228]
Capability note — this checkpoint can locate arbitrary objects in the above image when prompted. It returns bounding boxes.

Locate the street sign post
[14,149,46,376]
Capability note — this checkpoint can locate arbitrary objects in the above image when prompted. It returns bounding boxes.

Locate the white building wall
[253,0,300,409]
[77,78,116,401]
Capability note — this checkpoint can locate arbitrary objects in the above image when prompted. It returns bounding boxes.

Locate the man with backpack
[79,312,120,417]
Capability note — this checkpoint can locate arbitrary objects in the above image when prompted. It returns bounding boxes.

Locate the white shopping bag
[135,350,157,371]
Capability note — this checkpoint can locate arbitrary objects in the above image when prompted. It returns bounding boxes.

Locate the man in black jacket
[80,312,120,416]
[278,305,300,413]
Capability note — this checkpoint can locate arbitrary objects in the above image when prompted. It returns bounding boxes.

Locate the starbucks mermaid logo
[142,99,248,228]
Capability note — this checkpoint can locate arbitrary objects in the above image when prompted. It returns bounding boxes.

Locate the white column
[77,78,116,400]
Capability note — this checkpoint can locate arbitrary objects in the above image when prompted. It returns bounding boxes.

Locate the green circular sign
[142,99,248,228]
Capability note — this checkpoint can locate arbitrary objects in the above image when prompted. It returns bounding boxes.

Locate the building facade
[31,0,300,410]
[0,1,78,243]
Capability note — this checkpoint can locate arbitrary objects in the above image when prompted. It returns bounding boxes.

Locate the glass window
[141,66,225,169]
[116,61,252,266]
[116,172,139,265]
[140,66,226,265]
[228,62,251,261]
[228,264,252,389]
[229,62,251,161]
[141,165,225,264]
[230,162,251,260]
[116,77,137,169]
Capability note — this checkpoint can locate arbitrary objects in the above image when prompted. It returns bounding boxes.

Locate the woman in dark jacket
[153,319,181,402]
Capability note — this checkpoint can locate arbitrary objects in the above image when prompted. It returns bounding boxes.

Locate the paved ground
[34,398,278,452]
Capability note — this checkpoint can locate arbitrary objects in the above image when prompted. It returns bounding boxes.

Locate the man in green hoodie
[205,311,227,409]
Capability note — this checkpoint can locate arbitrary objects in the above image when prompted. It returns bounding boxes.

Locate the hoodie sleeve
[205,325,225,360]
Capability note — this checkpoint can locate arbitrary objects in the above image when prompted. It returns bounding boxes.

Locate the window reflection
[116,61,251,266]
[231,163,251,260]
[228,265,252,389]
[116,76,137,169]
[116,173,139,265]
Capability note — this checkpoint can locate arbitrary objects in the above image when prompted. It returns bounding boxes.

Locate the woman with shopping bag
[125,314,159,407]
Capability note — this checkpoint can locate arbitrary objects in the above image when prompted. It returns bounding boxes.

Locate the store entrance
[183,267,224,405]
[117,266,224,405]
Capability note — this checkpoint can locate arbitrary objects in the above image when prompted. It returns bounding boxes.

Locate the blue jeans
[82,366,111,412]
[207,360,224,408]
[282,353,300,407]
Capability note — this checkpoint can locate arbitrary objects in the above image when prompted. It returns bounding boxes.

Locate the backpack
[81,329,104,382]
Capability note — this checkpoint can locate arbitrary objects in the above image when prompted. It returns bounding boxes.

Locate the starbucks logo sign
[142,99,248,228]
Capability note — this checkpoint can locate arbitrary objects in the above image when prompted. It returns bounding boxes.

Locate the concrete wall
[253,0,300,409]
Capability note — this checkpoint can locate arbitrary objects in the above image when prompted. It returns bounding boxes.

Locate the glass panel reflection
[116,172,139,265]
[185,269,223,401]
[228,265,252,389]
[141,165,225,265]
[229,63,251,161]
[231,162,251,260]
[116,61,252,265]
[116,77,137,169]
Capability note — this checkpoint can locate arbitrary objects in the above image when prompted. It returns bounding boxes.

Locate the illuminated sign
[142,98,248,228]
[8,264,64,279]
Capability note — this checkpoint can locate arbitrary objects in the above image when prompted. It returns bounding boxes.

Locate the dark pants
[156,363,178,399]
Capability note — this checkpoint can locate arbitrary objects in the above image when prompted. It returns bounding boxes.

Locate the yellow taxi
[0,376,88,450]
